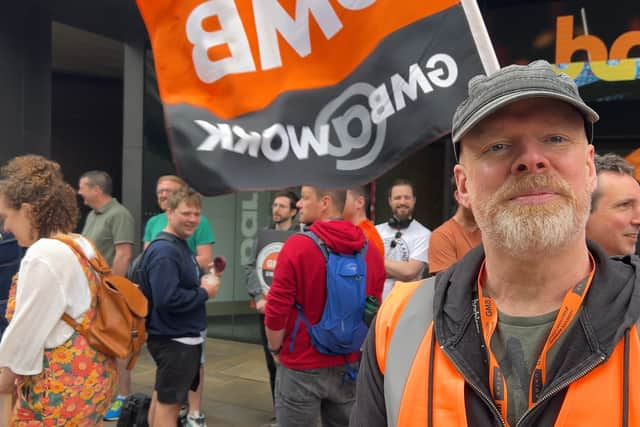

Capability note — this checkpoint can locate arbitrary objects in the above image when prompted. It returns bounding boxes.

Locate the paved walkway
[107,338,274,427]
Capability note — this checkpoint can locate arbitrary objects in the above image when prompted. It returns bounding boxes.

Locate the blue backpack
[290,231,368,358]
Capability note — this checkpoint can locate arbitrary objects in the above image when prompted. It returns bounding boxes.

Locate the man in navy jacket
[140,188,221,427]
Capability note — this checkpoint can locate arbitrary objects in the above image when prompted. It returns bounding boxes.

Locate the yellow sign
[554,15,640,82]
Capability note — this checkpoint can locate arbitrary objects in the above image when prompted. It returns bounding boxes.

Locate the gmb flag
[625,147,640,181]
[137,0,498,195]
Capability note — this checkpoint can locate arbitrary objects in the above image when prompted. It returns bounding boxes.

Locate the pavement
[106,338,275,427]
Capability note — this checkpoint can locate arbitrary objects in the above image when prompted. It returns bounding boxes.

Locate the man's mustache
[497,174,573,201]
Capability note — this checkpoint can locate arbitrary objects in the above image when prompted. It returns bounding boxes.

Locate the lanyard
[476,255,595,423]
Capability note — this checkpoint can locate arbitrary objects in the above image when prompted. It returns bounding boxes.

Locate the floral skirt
[11,331,117,426]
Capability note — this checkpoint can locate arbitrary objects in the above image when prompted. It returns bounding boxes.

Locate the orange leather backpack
[54,235,148,369]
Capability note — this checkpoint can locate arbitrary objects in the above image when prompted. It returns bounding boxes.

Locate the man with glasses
[144,175,214,270]
[246,190,300,427]
[375,179,431,300]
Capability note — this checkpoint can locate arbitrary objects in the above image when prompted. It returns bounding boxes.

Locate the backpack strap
[301,230,368,258]
[53,234,111,275]
[289,231,326,353]
[142,233,180,262]
[49,235,105,340]
[136,233,183,290]
[148,233,187,266]
[302,230,330,260]
[150,233,179,245]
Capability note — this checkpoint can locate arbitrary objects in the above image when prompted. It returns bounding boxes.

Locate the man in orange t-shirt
[428,187,481,274]
[343,186,384,257]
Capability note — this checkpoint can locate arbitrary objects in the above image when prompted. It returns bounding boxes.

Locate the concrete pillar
[121,35,145,253]
[0,1,52,164]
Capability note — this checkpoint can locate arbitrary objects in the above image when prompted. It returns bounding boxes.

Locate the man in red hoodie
[265,186,384,427]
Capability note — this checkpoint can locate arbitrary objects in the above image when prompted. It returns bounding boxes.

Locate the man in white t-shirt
[376,179,431,299]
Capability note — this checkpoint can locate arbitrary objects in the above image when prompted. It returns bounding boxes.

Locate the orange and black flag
[626,147,640,181]
[136,0,498,195]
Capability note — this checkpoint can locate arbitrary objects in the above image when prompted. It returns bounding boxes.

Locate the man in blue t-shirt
[142,187,221,427]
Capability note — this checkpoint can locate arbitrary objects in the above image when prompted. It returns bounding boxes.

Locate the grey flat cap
[451,60,599,144]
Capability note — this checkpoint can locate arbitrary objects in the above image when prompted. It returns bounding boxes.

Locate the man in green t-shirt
[144,175,215,271]
[143,175,215,427]
[78,170,135,422]
[79,171,134,275]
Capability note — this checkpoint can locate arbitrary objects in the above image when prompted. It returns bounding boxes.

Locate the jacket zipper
[444,340,606,427]
[441,344,508,427]
[515,355,606,427]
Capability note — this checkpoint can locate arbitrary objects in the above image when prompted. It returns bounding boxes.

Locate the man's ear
[453,189,462,205]
[453,165,472,209]
[321,194,332,212]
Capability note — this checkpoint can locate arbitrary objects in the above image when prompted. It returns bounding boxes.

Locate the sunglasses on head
[390,231,402,249]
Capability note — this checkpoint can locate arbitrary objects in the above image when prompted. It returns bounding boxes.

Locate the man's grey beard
[472,175,591,255]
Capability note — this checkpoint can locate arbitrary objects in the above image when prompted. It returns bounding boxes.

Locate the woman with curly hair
[0,155,117,425]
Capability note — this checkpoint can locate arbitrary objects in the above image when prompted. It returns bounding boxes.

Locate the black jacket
[0,232,23,301]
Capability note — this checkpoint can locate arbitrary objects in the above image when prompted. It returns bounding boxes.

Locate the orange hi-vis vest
[375,278,640,427]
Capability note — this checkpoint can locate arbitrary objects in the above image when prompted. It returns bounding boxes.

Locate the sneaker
[260,416,278,427]
[184,412,207,427]
[177,405,188,426]
[104,395,126,421]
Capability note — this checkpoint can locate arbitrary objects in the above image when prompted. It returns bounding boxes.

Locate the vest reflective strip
[383,277,435,427]
[379,284,640,427]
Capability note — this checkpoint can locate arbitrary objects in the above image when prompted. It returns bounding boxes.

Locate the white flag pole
[460,0,500,74]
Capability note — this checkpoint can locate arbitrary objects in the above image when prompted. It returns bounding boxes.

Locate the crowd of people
[0,59,639,426]
[0,169,218,426]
